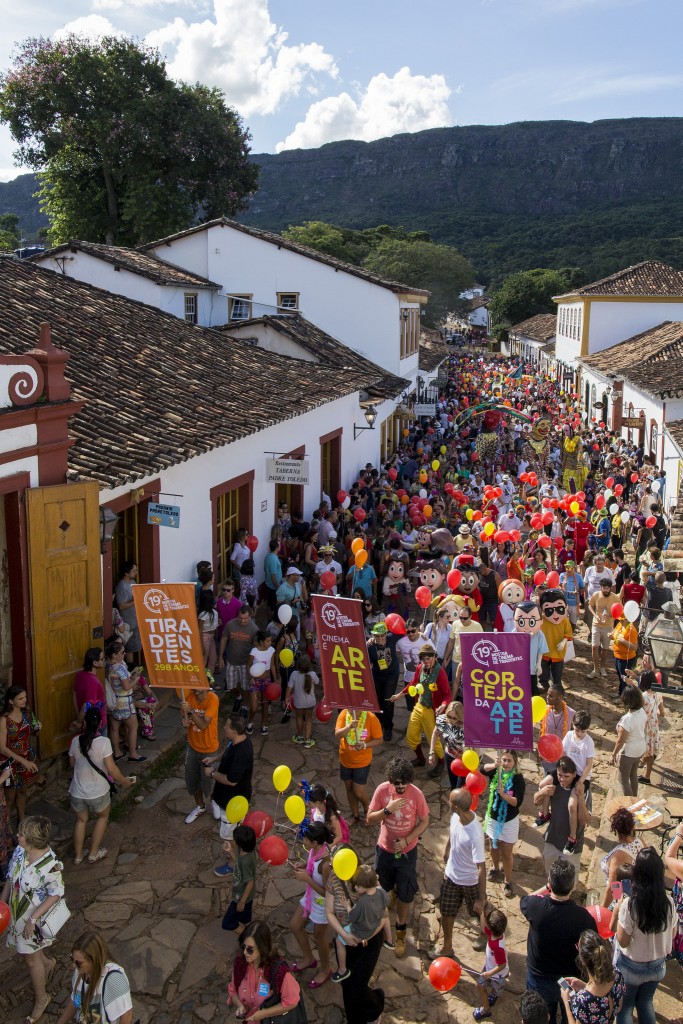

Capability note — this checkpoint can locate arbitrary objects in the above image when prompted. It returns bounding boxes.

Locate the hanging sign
[133,583,208,689]
[147,502,180,528]
[266,458,310,485]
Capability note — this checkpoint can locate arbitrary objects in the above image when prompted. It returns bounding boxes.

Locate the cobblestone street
[2,626,682,1024]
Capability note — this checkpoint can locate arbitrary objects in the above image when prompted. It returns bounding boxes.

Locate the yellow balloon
[285,794,306,824]
[408,685,417,696]
[440,446,447,455]
[416,683,424,695]
[570,501,580,514]
[332,848,358,881]
[462,749,479,772]
[531,696,548,724]
[226,795,248,823]
[279,648,294,668]
[483,521,495,536]
[431,460,440,471]
[351,537,365,554]
[273,765,292,792]
[466,509,474,521]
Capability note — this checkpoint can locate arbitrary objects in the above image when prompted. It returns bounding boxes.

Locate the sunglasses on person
[542,604,566,616]
[241,943,257,953]
[71,956,85,967]
[407,629,418,635]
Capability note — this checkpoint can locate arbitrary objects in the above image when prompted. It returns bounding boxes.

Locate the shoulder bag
[260,959,308,1024]
[36,896,71,941]
[82,744,117,796]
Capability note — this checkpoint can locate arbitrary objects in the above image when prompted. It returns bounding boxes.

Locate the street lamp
[99,506,119,553]
[353,404,378,439]
[644,601,683,692]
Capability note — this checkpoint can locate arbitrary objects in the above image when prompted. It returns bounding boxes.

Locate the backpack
[231,957,308,1023]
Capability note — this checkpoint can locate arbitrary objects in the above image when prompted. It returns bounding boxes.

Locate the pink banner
[460,631,533,750]
[312,594,380,711]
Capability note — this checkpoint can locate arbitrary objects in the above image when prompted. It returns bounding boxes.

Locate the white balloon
[620,510,630,524]
[609,503,619,515]
[651,480,661,492]
[419,488,428,499]
[342,496,351,509]
[604,489,613,500]
[249,663,263,678]
[624,600,640,623]
[278,604,293,625]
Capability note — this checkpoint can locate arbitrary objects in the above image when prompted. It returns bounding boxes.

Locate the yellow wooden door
[27,482,103,757]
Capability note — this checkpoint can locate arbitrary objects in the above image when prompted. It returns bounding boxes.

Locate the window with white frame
[277,292,299,312]
[184,293,198,324]
[228,294,253,321]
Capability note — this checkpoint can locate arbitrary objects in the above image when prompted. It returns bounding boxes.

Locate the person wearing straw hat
[367,622,400,743]
[389,644,450,773]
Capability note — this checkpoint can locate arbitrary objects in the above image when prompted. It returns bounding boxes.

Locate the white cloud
[93,0,204,9]
[53,15,124,40]
[276,67,452,152]
[493,66,683,105]
[146,0,338,116]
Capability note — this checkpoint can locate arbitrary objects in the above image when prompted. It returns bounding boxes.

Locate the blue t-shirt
[264,551,283,591]
[349,564,377,597]
[560,572,584,607]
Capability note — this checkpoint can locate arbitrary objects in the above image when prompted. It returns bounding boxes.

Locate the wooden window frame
[184,292,198,324]
[320,428,342,503]
[102,479,162,638]
[228,294,253,322]
[210,470,254,583]
[277,292,299,312]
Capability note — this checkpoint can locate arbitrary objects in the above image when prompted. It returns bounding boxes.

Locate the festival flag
[133,583,209,689]
[508,364,523,379]
[312,594,380,711]
[460,631,533,750]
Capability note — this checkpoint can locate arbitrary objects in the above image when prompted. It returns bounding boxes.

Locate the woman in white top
[230,528,251,581]
[609,847,674,1024]
[611,684,647,797]
[56,930,133,1024]
[68,708,134,865]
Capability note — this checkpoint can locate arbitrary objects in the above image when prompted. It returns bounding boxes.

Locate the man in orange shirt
[611,614,638,696]
[335,708,383,825]
[180,685,220,824]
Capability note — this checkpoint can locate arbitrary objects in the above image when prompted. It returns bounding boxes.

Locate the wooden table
[605,795,664,831]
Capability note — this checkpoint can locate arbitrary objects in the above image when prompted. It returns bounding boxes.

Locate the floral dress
[567,971,625,1024]
[107,662,133,722]
[6,845,64,953]
[3,712,37,787]
[642,690,662,758]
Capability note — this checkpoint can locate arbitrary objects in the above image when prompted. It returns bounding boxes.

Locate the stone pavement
[1,632,682,1024]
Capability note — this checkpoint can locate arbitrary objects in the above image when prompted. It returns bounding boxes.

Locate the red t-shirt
[368,781,429,854]
[622,582,645,607]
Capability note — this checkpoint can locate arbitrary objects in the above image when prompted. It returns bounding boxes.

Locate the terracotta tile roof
[31,240,220,289]
[0,258,388,489]
[140,217,431,298]
[419,329,451,373]
[580,321,683,398]
[555,260,683,299]
[509,313,557,343]
[665,419,683,458]
[223,313,407,400]
[469,296,490,310]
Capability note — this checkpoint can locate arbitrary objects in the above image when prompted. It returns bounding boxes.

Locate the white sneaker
[185,805,206,825]
[600,668,607,677]
[211,801,221,820]
[587,670,597,679]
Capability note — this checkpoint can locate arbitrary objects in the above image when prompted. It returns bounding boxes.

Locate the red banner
[133,583,209,689]
[312,594,380,711]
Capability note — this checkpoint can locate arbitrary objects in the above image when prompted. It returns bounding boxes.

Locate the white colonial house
[506,313,557,365]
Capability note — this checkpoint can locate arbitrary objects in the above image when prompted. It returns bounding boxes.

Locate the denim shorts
[339,763,371,785]
[614,951,666,985]
[71,792,111,814]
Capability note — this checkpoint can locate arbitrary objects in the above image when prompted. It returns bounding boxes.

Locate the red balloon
[538,734,564,762]
[494,530,510,544]
[550,498,560,509]
[451,758,469,777]
[243,810,274,839]
[538,535,551,549]
[396,489,406,499]
[320,570,336,590]
[447,568,462,591]
[354,508,367,523]
[553,536,564,549]
[415,586,432,609]
[337,490,347,504]
[611,603,624,620]
[465,771,487,795]
[315,700,334,723]
[520,472,529,483]
[541,512,553,526]
[586,904,615,939]
[470,793,480,812]
[542,497,551,508]
[388,468,398,481]
[630,473,639,484]
[534,570,547,585]
[264,682,281,702]
[246,534,259,553]
[546,571,560,587]
[614,484,623,496]
[385,613,407,635]
[428,957,462,992]
[605,476,615,488]
[259,836,289,866]
[645,515,656,528]
[595,494,605,510]
[0,901,9,936]
[531,514,543,529]
[510,529,521,542]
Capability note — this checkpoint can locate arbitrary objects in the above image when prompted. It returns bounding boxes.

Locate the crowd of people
[1,349,682,1024]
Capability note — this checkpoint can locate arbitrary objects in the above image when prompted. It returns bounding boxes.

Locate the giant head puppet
[495,578,526,633]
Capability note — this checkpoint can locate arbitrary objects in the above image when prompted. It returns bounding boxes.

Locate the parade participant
[205,714,254,878]
[334,707,383,825]
[537,683,575,780]
[71,649,107,736]
[428,701,465,789]
[381,552,411,616]
[367,622,400,742]
[221,825,258,936]
[330,863,391,983]
[246,631,277,736]
[289,821,334,988]
[218,604,259,707]
[473,905,510,1022]
[587,578,617,679]
[423,601,455,667]
[535,756,588,874]
[481,750,526,897]
[0,685,40,826]
[179,682,220,824]
[431,787,487,959]
[560,561,584,628]
[228,922,303,1020]
[513,601,549,697]
[611,685,647,798]
[611,614,639,695]
[600,809,643,909]
[539,589,573,690]
[477,550,502,630]
[367,756,429,958]
[495,578,526,632]
[396,618,422,711]
[388,644,450,773]
[104,640,146,765]
[584,553,614,628]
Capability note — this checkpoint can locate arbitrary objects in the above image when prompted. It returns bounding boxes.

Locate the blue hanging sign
[147,502,180,529]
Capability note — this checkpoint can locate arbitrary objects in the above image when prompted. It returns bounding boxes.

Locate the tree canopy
[0,213,20,251]
[0,35,259,246]
[283,221,474,326]
[488,267,584,336]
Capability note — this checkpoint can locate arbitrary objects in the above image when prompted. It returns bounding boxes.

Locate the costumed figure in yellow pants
[389,644,451,777]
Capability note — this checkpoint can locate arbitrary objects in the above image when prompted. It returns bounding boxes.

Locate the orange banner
[133,583,209,689]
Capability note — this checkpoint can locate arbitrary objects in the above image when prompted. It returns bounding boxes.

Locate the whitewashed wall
[100,390,398,583]
[555,302,584,365]
[33,252,216,325]
[586,301,683,355]
[148,224,416,377]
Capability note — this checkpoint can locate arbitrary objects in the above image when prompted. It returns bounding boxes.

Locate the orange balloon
[403,428,409,437]
[355,549,368,569]
[423,504,433,517]
[351,537,365,554]
[401,495,409,504]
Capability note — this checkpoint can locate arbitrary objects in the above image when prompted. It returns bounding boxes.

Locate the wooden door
[27,482,103,757]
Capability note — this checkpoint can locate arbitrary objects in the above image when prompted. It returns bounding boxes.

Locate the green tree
[0,35,258,245]
[0,212,20,250]
[283,221,359,263]
[362,238,474,327]
[488,267,583,334]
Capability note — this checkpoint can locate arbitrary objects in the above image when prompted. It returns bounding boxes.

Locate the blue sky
[0,0,680,180]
